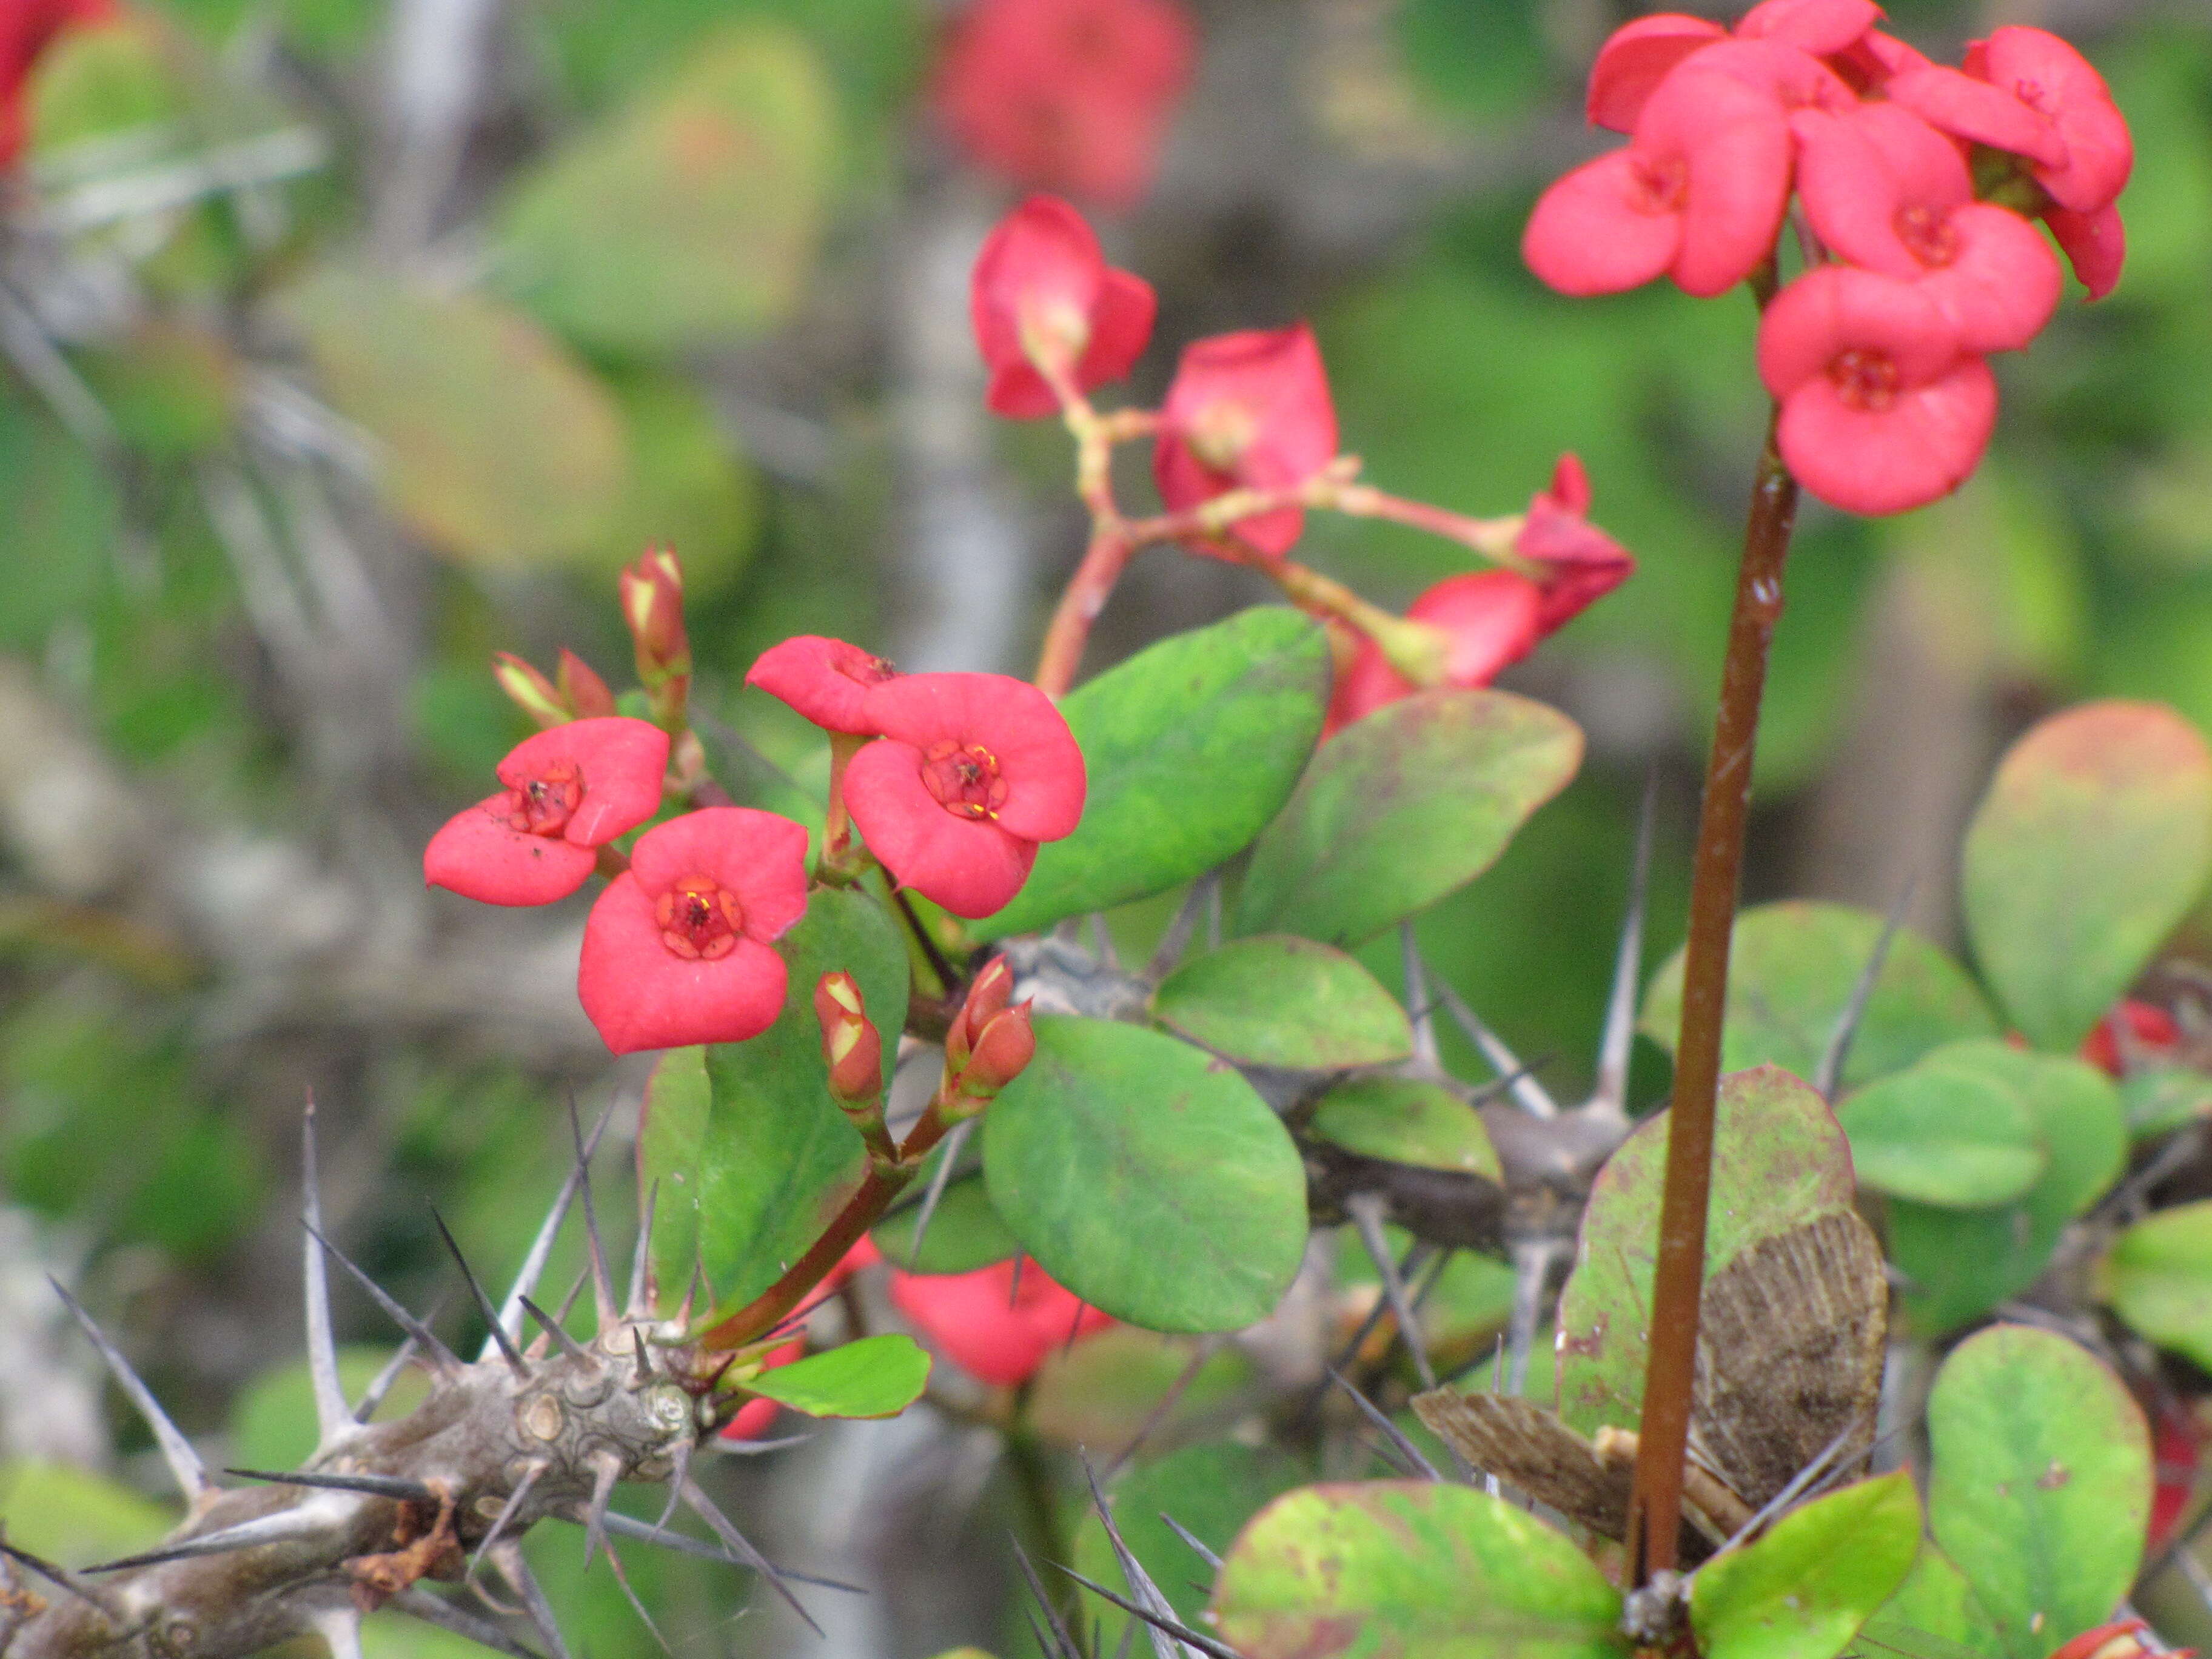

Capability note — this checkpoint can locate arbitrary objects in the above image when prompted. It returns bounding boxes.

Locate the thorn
[1053,1563,1244,1659]
[392,1586,546,1659]
[707,1432,813,1456]
[312,1606,364,1659]
[354,1339,417,1424]
[672,1252,705,1329]
[1592,773,1657,1117]
[47,1276,209,1503]
[1401,925,1438,1067]
[1012,1541,1084,1659]
[587,1510,864,1593]
[628,1179,661,1319]
[303,1222,460,1372]
[432,1208,529,1379]
[1324,1369,1440,1481]
[1423,964,1560,1119]
[601,1536,674,1657]
[466,1460,546,1582]
[681,1475,823,1637]
[489,1096,616,1363]
[630,1326,657,1382]
[1505,1238,1563,1398]
[655,1440,691,1534]
[1345,1194,1435,1391]
[1079,1453,1210,1659]
[906,1119,975,1270]
[1144,874,1216,984]
[223,1467,437,1503]
[568,1093,619,1330]
[580,1452,621,1573]
[518,1296,593,1364]
[489,1541,573,1659]
[1088,913,1120,971]
[0,1536,122,1620]
[1815,877,1917,1101]
[1158,1513,1221,1572]
[301,1096,350,1449]
[85,1509,323,1572]
[1104,1336,1225,1477]
[1295,1239,1433,1426]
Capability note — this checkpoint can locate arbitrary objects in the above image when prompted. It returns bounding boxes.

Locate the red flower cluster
[1,0,112,168]
[2080,998,2183,1078]
[1155,323,1339,558]
[931,0,1196,208]
[971,195,1156,419]
[749,641,1087,918]
[1526,2,2130,516]
[888,1257,1113,1387]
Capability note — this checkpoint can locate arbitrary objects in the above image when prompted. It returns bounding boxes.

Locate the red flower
[1758,264,1997,516]
[842,674,1086,918]
[931,0,1197,209]
[2045,203,2125,301]
[1791,104,2060,354]
[576,808,809,1054]
[2080,999,2182,1078]
[0,0,113,167]
[2150,1403,2203,1555]
[1153,323,1338,557]
[1585,15,1726,133]
[424,718,669,907]
[746,635,900,735]
[888,1258,1113,1387]
[2049,1624,2175,1659]
[1732,0,1879,57]
[1326,572,1546,736]
[1514,453,1635,633]
[971,195,1156,419]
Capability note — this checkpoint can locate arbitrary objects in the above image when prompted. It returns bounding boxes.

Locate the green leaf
[739,1333,930,1418]
[1926,1325,2151,1659]
[1556,1066,1857,1437]
[1213,1481,1628,1659]
[497,24,837,352]
[646,888,907,1306]
[1640,902,1999,1091]
[1887,1042,2127,1336]
[1028,1328,1256,1446]
[1961,702,2212,1051]
[638,1044,710,1293]
[1308,1076,1501,1179]
[872,1168,1020,1273]
[0,1460,172,1562]
[1236,688,1583,947]
[983,1016,1309,1333]
[284,264,628,568]
[979,609,1330,939]
[1153,936,1412,1069]
[1835,1060,2046,1208]
[2119,1066,2212,1141]
[1863,1544,2005,1659]
[2100,1199,2212,1372]
[1691,1473,1922,1659]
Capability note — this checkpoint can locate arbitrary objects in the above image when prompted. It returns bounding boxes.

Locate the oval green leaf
[1962,702,2212,1051]
[1927,1324,2151,1659]
[979,608,1330,939]
[1213,1481,1627,1659]
[1868,1543,2005,1659]
[982,1016,1309,1332]
[739,1333,930,1419]
[1236,687,1583,948]
[1309,1076,1502,1179]
[1641,902,1999,1092]
[2100,1199,2212,1372]
[1153,935,1412,1070]
[1691,1473,1922,1659]
[1835,1061,2046,1208]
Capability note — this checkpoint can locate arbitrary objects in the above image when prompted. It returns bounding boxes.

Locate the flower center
[506,762,583,836]
[2013,76,2050,115]
[836,649,897,688]
[1188,400,1259,472]
[1894,204,1959,267]
[920,742,1010,821]
[1627,155,1688,216]
[655,875,745,960]
[1828,349,1899,411]
[1019,296,1092,373]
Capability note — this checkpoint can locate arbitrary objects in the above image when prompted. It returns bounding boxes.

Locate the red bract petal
[1977,26,2131,213]
[578,875,791,1053]
[1153,323,1338,557]
[745,635,899,734]
[970,195,1157,419]
[1584,13,1726,132]
[888,1259,1112,1387]
[1734,0,1880,58]
[2044,201,2125,300]
[1324,647,1413,739]
[1757,264,1962,398]
[1885,63,2067,169]
[1791,104,1970,277]
[1672,39,1854,112]
[1412,571,1546,682]
[2079,999,2182,1078]
[842,740,1041,918]
[862,672,1087,842]
[1916,202,2061,354]
[1777,355,1997,516]
[1638,65,1797,297]
[1522,148,1686,297]
[626,808,811,943]
[1542,452,1592,517]
[493,717,669,847]
[424,796,598,905]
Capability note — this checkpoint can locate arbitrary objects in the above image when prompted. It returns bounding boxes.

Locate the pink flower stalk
[971,195,1157,418]
[746,635,900,735]
[576,807,809,1054]
[1757,264,1997,516]
[888,1258,1114,1387]
[842,674,1087,917]
[1153,323,1339,557]
[423,718,669,907]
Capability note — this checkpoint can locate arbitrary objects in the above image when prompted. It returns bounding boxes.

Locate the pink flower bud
[619,546,692,690]
[558,648,618,720]
[948,956,1017,1072]
[814,971,884,1107]
[954,1003,1036,1105]
[492,652,569,730]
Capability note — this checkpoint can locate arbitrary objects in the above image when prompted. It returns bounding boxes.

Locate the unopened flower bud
[558,648,618,720]
[814,972,883,1110]
[950,1002,1035,1113]
[947,956,1017,1073]
[492,651,569,729]
[2050,1623,2170,1659]
[619,546,693,692]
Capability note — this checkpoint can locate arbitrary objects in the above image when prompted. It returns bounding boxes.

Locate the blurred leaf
[1691,1473,1922,1659]
[1238,688,1583,948]
[591,369,760,592]
[498,23,836,354]
[873,1168,1020,1274]
[285,264,628,568]
[230,1346,431,1471]
[1025,1328,1255,1447]
[2100,1200,2212,1372]
[980,609,1330,939]
[28,15,189,150]
[740,1333,929,1418]
[1835,1059,2047,1208]
[76,324,237,460]
[363,1609,498,1659]
[1961,701,2212,1051]
[1926,1326,2150,1659]
[0,1460,170,1561]
[0,398,119,648]
[1213,1481,1627,1659]
[2118,1066,2212,1140]
[1153,936,1410,1070]
[1641,902,1999,1092]
[638,1045,709,1296]
[1884,466,2089,686]
[984,1016,1309,1333]
[1557,1066,1856,1437]
[1888,1042,2127,1336]
[1309,1076,1500,1179]
[1865,1543,2005,1659]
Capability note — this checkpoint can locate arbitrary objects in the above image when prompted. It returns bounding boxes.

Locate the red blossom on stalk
[971,195,1157,419]
[2080,999,2183,1078]
[424,718,669,907]
[842,674,1086,917]
[576,807,809,1054]
[1,0,113,167]
[931,0,1196,209]
[1153,323,1338,557]
[888,1258,1113,1387]
[1757,264,1996,516]
[746,635,900,735]
[1514,454,1636,632]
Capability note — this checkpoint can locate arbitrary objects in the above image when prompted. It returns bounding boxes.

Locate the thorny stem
[1624,403,1798,1590]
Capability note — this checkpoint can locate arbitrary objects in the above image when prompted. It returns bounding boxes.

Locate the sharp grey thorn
[1345,1194,1435,1392]
[1401,925,1439,1067]
[1088,913,1120,970]
[432,1208,529,1378]
[224,1466,436,1503]
[1023,1603,1064,1659]
[566,1093,620,1329]
[628,1179,662,1319]
[0,1536,122,1618]
[682,1475,822,1636]
[488,1096,615,1362]
[1054,1564,1246,1659]
[907,1119,975,1270]
[1081,1453,1207,1659]
[601,1536,675,1657]
[312,1607,364,1659]
[580,1452,622,1573]
[516,1295,593,1365]
[1324,1369,1440,1482]
[392,1586,545,1659]
[629,1326,657,1382]
[707,1432,813,1456]
[1593,773,1658,1116]
[355,1296,447,1422]
[1506,1238,1563,1398]
[672,1251,705,1328]
[655,1440,691,1533]
[1012,1541,1083,1659]
[303,1222,460,1370]
[47,1276,209,1501]
[590,1511,865,1593]
[1158,1513,1221,1572]
[1816,877,1917,1101]
[86,1507,323,1572]
[301,1096,349,1447]
[490,1541,573,1659]
[466,1460,545,1582]
[1424,966,1559,1119]
[1296,1240,1432,1426]
[1144,875,1215,984]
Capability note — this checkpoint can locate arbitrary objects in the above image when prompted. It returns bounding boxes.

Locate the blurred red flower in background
[2080,999,2183,1078]
[970,193,1156,418]
[1153,323,1338,557]
[1,0,113,167]
[888,1258,1113,1387]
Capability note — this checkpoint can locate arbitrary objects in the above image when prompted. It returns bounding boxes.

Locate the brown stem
[1624,409,1798,1587]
